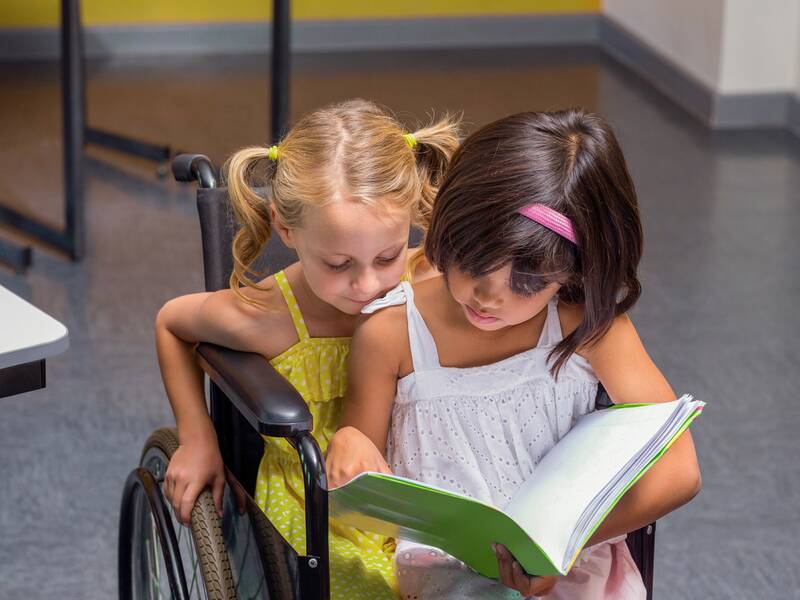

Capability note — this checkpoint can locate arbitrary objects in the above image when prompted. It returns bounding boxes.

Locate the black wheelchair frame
[118,153,656,600]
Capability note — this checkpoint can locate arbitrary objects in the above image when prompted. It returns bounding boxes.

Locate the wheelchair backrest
[196,186,297,293]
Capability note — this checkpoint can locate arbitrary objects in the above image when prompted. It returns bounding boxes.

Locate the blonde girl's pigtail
[409,114,461,232]
[223,146,278,306]
[404,114,461,277]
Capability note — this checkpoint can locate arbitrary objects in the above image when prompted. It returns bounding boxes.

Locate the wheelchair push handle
[171,154,218,188]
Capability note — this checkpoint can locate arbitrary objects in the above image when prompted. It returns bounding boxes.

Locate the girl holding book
[326,109,702,599]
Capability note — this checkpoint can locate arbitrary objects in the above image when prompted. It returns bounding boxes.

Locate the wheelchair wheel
[119,427,236,600]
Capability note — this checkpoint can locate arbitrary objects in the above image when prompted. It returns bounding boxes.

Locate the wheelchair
[117,154,657,600]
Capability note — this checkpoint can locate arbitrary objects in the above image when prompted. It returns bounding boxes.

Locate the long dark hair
[425,109,643,375]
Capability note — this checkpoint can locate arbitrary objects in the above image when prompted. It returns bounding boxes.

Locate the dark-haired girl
[327,109,702,599]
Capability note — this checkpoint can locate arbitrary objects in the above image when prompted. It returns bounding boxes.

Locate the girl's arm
[155,287,287,523]
[579,312,702,545]
[325,306,406,488]
[156,292,224,524]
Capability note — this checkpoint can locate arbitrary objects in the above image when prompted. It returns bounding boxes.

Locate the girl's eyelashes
[375,252,402,266]
[324,260,351,272]
[323,252,402,272]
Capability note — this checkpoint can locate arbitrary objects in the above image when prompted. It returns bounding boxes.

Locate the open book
[330,395,704,579]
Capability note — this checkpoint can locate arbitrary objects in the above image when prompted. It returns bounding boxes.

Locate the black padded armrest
[195,342,312,437]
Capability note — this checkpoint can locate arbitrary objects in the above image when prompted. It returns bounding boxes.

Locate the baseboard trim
[599,16,714,124]
[599,16,800,136]
[713,93,792,129]
[0,15,599,61]
[787,95,800,138]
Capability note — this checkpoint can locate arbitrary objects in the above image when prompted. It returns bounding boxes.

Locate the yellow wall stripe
[2,1,601,28]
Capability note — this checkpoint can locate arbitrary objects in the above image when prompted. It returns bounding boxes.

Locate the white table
[0,284,69,398]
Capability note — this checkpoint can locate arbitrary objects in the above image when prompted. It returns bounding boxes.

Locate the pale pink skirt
[395,536,645,599]
[544,536,646,599]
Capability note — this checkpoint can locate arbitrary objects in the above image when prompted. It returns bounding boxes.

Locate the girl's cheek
[388,262,410,290]
[308,267,345,297]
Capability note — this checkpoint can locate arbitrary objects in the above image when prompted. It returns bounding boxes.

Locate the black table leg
[271,0,291,143]
[0,237,33,273]
[0,0,84,267]
[0,0,172,272]
[0,359,46,399]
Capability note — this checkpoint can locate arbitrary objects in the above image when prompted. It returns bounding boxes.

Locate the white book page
[504,399,685,567]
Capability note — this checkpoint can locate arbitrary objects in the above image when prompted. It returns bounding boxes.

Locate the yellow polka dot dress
[255,271,398,599]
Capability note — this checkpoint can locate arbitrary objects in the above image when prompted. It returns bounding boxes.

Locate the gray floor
[1,47,799,599]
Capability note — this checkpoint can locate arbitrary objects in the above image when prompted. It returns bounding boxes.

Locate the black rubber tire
[140,427,236,600]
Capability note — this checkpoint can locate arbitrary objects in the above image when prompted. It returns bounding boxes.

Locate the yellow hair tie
[403,133,417,149]
[267,145,280,161]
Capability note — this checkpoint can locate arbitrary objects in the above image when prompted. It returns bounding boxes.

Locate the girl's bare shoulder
[355,302,407,346]
[358,305,411,377]
[195,275,298,358]
[557,299,639,359]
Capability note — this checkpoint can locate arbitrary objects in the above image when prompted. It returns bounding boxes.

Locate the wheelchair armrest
[195,342,312,437]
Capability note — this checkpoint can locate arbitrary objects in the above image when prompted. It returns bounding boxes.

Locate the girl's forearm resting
[155,310,216,444]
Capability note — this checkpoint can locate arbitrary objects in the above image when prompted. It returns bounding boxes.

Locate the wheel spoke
[145,515,170,600]
[144,540,165,600]
[188,557,200,598]
[244,571,266,600]
[174,504,204,599]
[234,520,253,594]
[184,520,202,598]
[151,517,164,598]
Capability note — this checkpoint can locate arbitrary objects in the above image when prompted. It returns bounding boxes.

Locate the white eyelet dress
[363,282,646,600]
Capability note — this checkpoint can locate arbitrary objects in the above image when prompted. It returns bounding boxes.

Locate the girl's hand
[164,431,225,526]
[493,544,558,598]
[326,426,392,489]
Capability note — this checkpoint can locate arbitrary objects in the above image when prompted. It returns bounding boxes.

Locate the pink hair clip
[517,203,578,245]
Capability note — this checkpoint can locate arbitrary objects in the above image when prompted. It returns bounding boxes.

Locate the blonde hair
[224,99,460,304]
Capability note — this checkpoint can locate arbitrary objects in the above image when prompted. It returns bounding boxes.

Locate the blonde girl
[156,99,460,599]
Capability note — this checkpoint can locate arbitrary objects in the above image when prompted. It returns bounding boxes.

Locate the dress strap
[537,296,563,347]
[401,282,441,371]
[273,270,310,341]
[362,281,441,371]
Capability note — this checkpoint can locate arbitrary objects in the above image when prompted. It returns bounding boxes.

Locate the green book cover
[330,395,704,579]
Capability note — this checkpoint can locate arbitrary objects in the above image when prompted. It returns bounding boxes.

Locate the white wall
[796,6,800,99]
[604,0,726,91]
[605,0,800,97]
[717,0,800,94]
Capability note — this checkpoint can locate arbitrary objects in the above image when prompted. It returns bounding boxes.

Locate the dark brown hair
[425,108,643,375]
